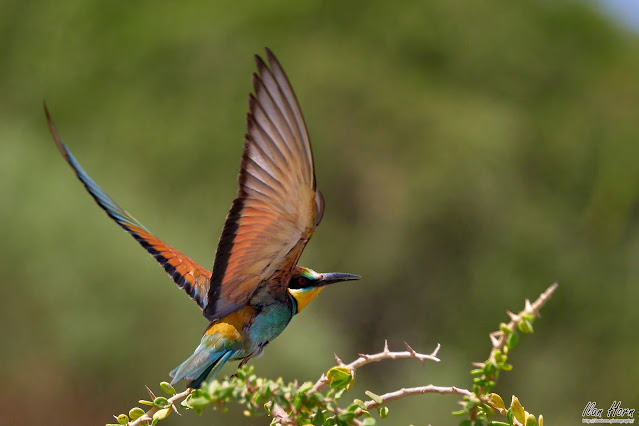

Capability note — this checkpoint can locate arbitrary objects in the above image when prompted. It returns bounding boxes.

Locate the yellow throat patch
[289,287,324,313]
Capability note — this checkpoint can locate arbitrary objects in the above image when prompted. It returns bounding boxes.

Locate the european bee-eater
[46,48,360,389]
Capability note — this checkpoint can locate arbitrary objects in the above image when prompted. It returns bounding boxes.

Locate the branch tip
[431,343,441,358]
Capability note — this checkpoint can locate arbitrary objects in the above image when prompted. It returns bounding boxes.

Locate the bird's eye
[297,276,308,286]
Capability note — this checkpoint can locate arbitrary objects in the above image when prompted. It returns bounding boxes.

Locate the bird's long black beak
[319,272,361,286]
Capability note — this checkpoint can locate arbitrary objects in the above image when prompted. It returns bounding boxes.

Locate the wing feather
[45,104,212,308]
[204,49,323,320]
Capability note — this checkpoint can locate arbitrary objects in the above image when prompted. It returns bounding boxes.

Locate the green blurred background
[2,0,638,424]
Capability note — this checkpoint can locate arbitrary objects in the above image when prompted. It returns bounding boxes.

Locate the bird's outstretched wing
[45,105,212,308]
[204,48,324,321]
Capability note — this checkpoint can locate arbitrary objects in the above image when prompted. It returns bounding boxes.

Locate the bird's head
[288,266,360,313]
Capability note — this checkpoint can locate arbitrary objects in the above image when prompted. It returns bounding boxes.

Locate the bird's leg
[232,344,265,378]
[229,357,250,380]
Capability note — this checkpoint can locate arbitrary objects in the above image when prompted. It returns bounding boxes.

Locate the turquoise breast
[248,301,294,346]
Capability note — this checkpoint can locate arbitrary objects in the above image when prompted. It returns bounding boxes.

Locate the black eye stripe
[289,275,309,289]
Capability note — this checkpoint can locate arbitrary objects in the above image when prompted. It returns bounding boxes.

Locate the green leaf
[506,331,519,351]
[153,408,171,421]
[129,407,145,420]
[483,403,495,416]
[298,381,314,394]
[116,414,128,424]
[506,408,514,424]
[186,396,210,410]
[337,411,356,422]
[351,402,370,416]
[160,382,176,395]
[488,393,505,410]
[191,389,208,399]
[525,413,537,426]
[292,394,303,411]
[153,397,170,408]
[353,399,367,410]
[139,399,154,406]
[510,396,525,423]
[312,410,325,426]
[484,361,497,375]
[378,406,389,418]
[363,418,376,425]
[326,366,353,389]
[215,385,234,399]
[327,366,351,382]
[365,391,383,405]
[489,422,510,426]
[473,377,486,386]
[517,319,534,334]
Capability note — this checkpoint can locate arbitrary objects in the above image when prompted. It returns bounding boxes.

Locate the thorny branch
[486,282,558,368]
[333,283,557,422]
[308,340,441,395]
[362,385,471,411]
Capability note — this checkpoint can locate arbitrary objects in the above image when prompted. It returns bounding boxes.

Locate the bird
[45,48,360,389]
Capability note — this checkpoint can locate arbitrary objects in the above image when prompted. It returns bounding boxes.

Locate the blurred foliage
[1,0,639,424]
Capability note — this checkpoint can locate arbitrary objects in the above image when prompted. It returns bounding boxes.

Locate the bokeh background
[2,1,639,424]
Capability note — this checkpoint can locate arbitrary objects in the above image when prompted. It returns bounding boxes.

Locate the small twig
[308,340,441,395]
[270,402,296,426]
[354,385,472,416]
[488,282,558,366]
[128,388,192,426]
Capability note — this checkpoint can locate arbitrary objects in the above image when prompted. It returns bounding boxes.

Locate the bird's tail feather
[170,348,234,389]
